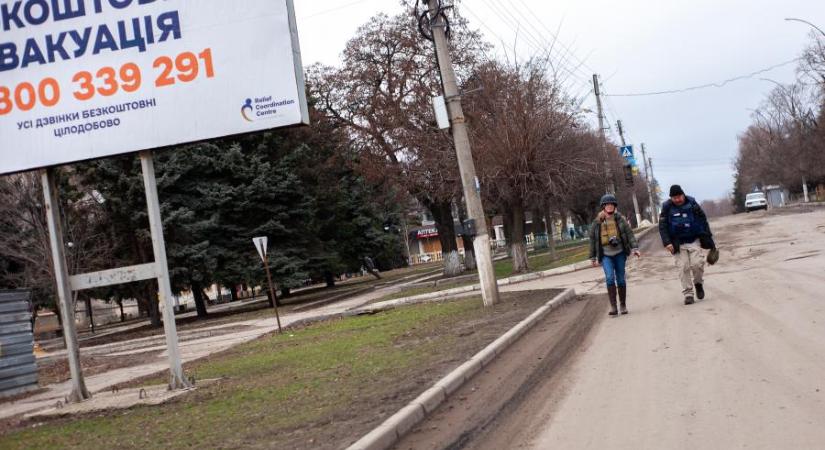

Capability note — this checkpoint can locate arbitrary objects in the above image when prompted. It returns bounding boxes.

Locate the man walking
[659,185,716,305]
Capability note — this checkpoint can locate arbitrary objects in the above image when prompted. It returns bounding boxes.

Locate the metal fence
[0,290,38,398]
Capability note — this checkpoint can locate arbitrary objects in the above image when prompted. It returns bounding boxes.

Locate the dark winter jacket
[589,212,639,263]
[658,196,715,253]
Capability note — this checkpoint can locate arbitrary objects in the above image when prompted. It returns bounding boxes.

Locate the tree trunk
[117,296,125,322]
[560,214,569,241]
[502,209,513,257]
[54,304,63,338]
[544,209,557,261]
[324,271,336,288]
[456,202,477,271]
[146,283,161,328]
[531,208,545,249]
[425,198,463,277]
[84,295,95,334]
[463,237,477,271]
[191,281,208,319]
[135,241,160,326]
[136,294,147,318]
[264,281,279,308]
[510,204,529,274]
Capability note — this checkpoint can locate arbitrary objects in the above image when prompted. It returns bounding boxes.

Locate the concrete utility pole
[41,168,91,403]
[648,156,659,218]
[424,0,499,306]
[616,120,642,227]
[640,143,658,223]
[593,74,614,194]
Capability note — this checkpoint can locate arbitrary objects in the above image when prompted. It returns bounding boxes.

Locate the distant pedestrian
[569,227,576,241]
[589,194,641,316]
[658,185,717,305]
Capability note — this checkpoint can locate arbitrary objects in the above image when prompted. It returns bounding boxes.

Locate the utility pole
[593,74,614,194]
[640,143,657,223]
[616,120,642,227]
[648,156,659,219]
[424,0,499,306]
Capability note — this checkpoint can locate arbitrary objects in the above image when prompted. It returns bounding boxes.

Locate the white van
[745,192,768,212]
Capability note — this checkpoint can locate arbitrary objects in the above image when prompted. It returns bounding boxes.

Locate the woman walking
[589,194,641,316]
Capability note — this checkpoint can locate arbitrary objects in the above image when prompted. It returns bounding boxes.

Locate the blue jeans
[602,253,627,287]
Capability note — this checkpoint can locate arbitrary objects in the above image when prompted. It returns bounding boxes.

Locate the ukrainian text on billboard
[0,0,307,174]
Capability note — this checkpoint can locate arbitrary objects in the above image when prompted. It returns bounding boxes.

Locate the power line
[502,0,592,81]
[512,0,596,75]
[605,58,802,97]
[472,0,592,89]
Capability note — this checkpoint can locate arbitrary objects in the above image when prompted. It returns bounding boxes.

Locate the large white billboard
[0,0,309,175]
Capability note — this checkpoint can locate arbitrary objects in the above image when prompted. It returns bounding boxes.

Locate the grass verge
[1,290,559,450]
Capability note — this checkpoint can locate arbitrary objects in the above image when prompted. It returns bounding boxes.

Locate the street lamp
[785,18,825,37]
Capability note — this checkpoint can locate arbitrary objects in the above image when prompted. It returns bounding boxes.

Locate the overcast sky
[293,0,823,201]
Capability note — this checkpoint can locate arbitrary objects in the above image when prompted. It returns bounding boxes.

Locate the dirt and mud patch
[393,294,605,450]
[36,349,164,386]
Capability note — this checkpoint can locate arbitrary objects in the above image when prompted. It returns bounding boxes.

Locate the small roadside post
[253,237,283,333]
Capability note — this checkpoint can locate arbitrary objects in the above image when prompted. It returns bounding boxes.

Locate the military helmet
[599,194,618,208]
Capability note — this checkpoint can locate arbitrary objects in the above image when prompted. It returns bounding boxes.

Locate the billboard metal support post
[139,150,190,390]
[40,168,91,403]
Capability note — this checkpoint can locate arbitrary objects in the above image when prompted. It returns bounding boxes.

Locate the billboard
[0,0,309,175]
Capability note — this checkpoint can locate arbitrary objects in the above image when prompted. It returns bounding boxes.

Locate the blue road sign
[619,145,634,159]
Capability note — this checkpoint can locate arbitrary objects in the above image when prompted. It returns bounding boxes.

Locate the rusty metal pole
[261,251,283,333]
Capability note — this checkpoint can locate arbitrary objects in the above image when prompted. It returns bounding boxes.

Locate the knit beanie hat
[669,185,685,197]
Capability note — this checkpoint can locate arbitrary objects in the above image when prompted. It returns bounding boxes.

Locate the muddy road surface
[396,207,825,450]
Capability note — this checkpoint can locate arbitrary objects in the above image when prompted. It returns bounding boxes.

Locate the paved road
[506,208,825,449]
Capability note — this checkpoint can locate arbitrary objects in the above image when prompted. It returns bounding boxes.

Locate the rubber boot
[607,286,618,316]
[618,286,628,315]
[694,283,705,300]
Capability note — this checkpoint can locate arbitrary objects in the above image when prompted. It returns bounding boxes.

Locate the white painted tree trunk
[803,178,809,203]
[443,250,462,277]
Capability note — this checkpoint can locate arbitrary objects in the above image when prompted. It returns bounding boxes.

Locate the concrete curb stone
[346,287,577,450]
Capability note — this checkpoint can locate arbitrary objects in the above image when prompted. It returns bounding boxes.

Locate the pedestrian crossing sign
[619,145,634,159]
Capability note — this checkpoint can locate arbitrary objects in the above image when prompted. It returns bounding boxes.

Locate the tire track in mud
[392,295,605,450]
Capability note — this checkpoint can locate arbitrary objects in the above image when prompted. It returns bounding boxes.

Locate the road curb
[346,287,578,450]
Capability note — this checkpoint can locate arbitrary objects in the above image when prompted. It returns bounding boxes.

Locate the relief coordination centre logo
[241,96,296,122]
[241,98,254,122]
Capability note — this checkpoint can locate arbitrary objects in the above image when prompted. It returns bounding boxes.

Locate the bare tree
[309,10,488,276]
[0,171,114,329]
[465,60,599,273]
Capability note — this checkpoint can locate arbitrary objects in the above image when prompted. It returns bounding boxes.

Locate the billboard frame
[30,0,308,401]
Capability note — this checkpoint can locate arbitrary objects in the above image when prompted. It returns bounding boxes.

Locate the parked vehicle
[745,192,768,212]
